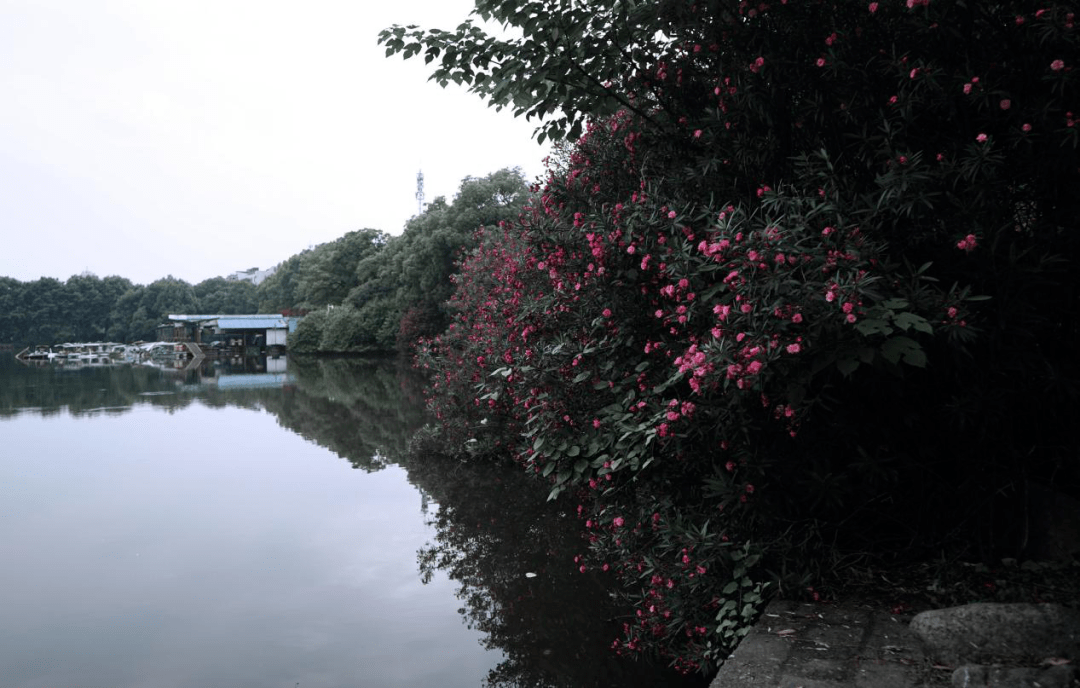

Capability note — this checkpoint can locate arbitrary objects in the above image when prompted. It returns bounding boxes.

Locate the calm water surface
[0,354,703,688]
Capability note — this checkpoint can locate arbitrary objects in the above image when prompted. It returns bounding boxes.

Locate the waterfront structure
[162,314,302,354]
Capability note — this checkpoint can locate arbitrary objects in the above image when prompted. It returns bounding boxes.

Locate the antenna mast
[415,170,425,215]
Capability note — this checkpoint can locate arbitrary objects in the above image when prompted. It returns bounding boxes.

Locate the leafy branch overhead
[379,0,673,143]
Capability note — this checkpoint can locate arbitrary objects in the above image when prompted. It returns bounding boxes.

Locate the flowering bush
[402,0,1079,674]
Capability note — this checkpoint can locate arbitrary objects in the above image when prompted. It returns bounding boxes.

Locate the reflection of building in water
[214,355,292,389]
[171,355,294,389]
[159,314,303,356]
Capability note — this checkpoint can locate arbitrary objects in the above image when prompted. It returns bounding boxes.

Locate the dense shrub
[288,308,329,353]
[400,0,1079,673]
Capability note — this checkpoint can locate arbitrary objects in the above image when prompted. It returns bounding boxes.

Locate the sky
[0,0,551,286]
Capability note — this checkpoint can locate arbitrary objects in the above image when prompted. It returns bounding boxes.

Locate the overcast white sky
[1,1,550,286]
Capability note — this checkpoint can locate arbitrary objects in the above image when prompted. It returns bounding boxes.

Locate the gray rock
[951,663,1079,688]
[910,603,1080,665]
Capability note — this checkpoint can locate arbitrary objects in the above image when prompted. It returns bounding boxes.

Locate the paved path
[710,599,948,688]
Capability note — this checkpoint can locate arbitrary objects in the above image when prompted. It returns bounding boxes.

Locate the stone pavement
[709,600,1080,688]
[709,599,950,688]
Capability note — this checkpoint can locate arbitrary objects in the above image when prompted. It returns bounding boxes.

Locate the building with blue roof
[161,314,303,354]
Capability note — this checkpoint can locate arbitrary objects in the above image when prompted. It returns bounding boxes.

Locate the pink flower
[963,83,973,95]
[693,129,702,138]
[957,234,978,252]
[868,1,878,11]
[786,343,801,354]
[816,57,826,67]
[667,210,677,219]
[999,99,1011,110]
[976,133,988,143]
[602,308,612,318]
[613,516,625,527]
[1051,59,1065,71]
[1022,123,1032,132]
[592,418,601,428]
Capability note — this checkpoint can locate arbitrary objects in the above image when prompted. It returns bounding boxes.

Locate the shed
[165,314,302,351]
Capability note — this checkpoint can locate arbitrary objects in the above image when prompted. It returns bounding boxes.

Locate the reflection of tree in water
[0,355,212,416]
[405,449,706,688]
[262,356,429,471]
[2,354,705,684]
[1,354,427,470]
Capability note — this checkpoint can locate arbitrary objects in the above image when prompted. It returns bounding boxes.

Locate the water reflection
[406,452,703,688]
[1,354,705,687]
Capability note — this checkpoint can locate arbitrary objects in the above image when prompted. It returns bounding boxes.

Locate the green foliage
[295,228,387,309]
[114,276,200,342]
[256,252,307,314]
[194,277,258,314]
[288,308,329,353]
[403,0,1079,673]
[319,305,379,354]
[379,0,667,143]
[343,168,532,353]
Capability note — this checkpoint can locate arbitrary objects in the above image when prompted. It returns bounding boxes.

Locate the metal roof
[216,316,290,330]
[167,314,302,332]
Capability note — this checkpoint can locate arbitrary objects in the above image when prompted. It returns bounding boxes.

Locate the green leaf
[836,357,860,376]
[881,336,927,367]
[854,319,893,336]
[894,312,933,334]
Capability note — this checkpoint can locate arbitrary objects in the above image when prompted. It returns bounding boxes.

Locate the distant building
[227,266,277,286]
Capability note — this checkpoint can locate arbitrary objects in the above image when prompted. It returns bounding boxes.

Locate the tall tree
[295,228,387,308]
[345,168,532,350]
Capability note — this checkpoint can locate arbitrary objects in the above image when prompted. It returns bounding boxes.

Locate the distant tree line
[0,273,255,346]
[0,168,531,351]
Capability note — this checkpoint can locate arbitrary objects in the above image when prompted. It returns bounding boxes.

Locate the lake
[0,354,704,688]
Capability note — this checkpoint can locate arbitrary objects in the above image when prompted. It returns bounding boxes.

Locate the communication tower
[415,170,425,215]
